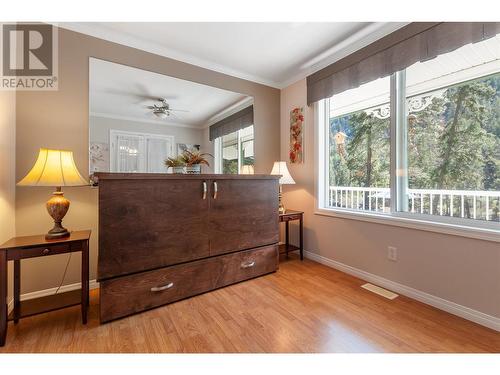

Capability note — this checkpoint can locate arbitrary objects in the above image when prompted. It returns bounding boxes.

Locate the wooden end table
[279,210,304,260]
[0,230,91,347]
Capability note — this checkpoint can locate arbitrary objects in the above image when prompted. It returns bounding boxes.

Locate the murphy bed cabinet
[96,173,280,322]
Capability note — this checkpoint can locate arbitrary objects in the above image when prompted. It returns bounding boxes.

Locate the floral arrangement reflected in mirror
[180,150,212,174]
[164,156,186,174]
[164,151,212,174]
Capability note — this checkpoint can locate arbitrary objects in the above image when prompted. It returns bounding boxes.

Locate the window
[319,36,500,232]
[404,73,500,222]
[221,131,238,174]
[215,125,254,174]
[328,76,391,213]
[110,130,174,173]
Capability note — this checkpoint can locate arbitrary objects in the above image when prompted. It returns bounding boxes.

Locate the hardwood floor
[1,256,499,353]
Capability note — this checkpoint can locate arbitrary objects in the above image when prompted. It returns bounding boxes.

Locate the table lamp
[17,148,88,240]
[270,161,295,214]
[240,165,255,174]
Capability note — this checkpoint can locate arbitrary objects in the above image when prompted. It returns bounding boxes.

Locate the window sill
[314,208,500,243]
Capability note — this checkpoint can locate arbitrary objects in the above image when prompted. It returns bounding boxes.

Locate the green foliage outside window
[330,73,500,191]
[329,73,500,220]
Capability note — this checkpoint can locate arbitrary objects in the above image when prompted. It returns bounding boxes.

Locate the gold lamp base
[278,185,286,214]
[45,187,70,240]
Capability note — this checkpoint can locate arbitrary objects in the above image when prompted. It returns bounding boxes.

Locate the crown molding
[58,22,282,88]
[204,96,254,128]
[279,22,409,88]
[58,22,408,89]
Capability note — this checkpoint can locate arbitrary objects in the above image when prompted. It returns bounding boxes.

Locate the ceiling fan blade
[135,94,160,101]
[169,108,190,113]
[132,84,159,102]
[133,84,178,104]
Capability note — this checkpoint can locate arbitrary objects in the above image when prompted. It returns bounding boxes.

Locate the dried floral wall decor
[289,107,304,164]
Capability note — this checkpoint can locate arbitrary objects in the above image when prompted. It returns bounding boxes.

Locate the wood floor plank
[0,256,498,353]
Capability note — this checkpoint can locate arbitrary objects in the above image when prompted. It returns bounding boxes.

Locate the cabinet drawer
[7,242,77,261]
[100,244,278,322]
[100,255,221,322]
[215,244,278,288]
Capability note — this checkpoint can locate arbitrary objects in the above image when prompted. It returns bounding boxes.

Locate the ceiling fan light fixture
[153,110,169,119]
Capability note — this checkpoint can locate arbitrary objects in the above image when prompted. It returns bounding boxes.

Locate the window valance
[306,22,500,105]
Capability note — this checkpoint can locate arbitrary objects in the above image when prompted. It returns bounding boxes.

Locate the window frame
[315,70,500,243]
[214,125,254,174]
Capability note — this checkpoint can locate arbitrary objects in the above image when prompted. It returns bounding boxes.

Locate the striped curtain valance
[209,105,254,141]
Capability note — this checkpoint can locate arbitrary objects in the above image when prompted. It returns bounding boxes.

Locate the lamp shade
[17,148,88,187]
[270,161,295,185]
[240,165,254,175]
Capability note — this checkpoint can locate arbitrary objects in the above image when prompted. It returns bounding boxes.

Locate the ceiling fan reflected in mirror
[147,98,189,119]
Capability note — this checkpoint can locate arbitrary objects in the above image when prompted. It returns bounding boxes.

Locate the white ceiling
[90,58,250,128]
[62,22,407,88]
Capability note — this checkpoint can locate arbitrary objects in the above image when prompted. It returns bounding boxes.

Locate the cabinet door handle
[202,181,207,200]
[151,282,174,292]
[213,181,218,199]
[240,260,255,269]
[42,248,50,255]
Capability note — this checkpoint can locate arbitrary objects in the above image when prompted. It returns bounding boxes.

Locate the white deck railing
[329,186,500,221]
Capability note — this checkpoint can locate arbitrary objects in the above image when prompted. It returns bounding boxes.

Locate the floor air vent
[361,283,399,300]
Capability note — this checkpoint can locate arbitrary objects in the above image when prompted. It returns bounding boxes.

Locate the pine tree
[432,81,496,190]
[344,112,390,189]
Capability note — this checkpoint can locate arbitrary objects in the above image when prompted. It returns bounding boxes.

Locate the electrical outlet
[387,246,398,261]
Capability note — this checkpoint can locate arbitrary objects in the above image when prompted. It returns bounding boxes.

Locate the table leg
[300,215,304,261]
[13,259,20,324]
[0,251,7,346]
[285,221,290,258]
[81,241,89,324]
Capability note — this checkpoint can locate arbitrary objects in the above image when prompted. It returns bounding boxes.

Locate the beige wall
[280,79,500,318]
[15,27,280,294]
[0,90,16,301]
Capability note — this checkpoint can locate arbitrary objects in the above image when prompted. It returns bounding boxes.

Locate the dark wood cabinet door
[208,178,279,256]
[98,178,210,279]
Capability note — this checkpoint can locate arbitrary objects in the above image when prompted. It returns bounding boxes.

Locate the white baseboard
[304,250,500,332]
[7,280,99,315]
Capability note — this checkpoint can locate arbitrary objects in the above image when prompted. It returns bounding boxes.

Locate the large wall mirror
[88,58,254,178]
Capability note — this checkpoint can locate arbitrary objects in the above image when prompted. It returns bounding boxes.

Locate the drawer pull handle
[213,181,218,199]
[202,181,207,200]
[42,248,50,255]
[241,260,255,269]
[150,282,174,292]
